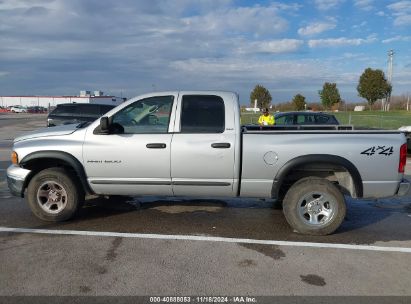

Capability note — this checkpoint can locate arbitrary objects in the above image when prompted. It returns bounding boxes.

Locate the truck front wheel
[27,167,83,222]
[282,177,346,235]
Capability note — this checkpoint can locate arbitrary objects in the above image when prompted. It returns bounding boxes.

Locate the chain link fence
[335,113,411,130]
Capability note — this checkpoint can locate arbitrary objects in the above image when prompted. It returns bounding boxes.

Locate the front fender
[19,150,94,195]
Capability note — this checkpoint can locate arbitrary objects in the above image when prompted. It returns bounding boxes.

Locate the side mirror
[100,116,110,134]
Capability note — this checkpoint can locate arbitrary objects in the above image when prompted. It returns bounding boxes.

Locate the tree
[318,82,341,110]
[292,94,306,111]
[250,84,272,109]
[357,68,391,110]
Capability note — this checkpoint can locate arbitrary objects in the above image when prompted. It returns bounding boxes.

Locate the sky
[0,0,410,104]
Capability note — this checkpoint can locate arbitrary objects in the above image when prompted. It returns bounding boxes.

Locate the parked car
[47,103,116,127]
[7,91,409,235]
[27,106,47,113]
[10,105,28,113]
[274,111,339,125]
[398,126,411,152]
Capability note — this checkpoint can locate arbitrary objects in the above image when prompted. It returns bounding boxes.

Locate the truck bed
[239,127,405,199]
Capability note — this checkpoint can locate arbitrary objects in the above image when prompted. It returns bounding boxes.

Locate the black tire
[282,177,346,235]
[27,167,84,222]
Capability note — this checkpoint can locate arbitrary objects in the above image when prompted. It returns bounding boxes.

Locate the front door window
[112,96,174,134]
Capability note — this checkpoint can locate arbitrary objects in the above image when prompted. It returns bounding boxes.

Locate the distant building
[354,106,365,112]
[244,107,260,112]
[0,90,126,108]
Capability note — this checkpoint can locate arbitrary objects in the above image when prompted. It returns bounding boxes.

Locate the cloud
[393,70,411,86]
[352,21,367,29]
[354,0,374,11]
[0,0,409,101]
[387,1,411,11]
[393,14,411,25]
[169,58,333,83]
[0,0,55,10]
[342,53,360,58]
[0,0,303,99]
[167,56,379,98]
[298,21,336,36]
[387,1,411,26]
[314,0,344,10]
[236,39,304,54]
[382,35,411,43]
[343,52,367,60]
[272,2,303,10]
[182,5,289,37]
[0,1,292,62]
[308,35,377,47]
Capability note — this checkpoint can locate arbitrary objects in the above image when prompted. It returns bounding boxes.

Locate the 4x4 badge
[361,146,394,156]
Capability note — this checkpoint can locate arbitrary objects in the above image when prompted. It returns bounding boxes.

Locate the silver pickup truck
[6,91,410,235]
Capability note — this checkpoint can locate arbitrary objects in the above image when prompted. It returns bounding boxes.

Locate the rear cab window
[180,95,225,133]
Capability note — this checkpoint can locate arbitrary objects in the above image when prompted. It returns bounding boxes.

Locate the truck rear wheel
[282,177,346,235]
[27,167,83,222]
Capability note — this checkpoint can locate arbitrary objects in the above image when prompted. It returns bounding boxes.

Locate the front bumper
[396,179,410,196]
[6,165,31,197]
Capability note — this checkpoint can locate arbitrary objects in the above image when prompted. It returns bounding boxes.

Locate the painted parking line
[1,226,411,254]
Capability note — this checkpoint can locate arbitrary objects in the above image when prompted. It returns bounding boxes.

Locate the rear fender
[271,154,363,199]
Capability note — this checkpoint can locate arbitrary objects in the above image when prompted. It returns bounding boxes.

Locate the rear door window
[100,105,114,115]
[275,114,294,125]
[297,114,315,124]
[275,115,286,125]
[52,105,77,116]
[180,95,225,133]
[315,115,331,124]
[79,104,100,116]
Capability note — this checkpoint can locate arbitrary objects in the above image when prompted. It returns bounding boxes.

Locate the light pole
[384,50,394,111]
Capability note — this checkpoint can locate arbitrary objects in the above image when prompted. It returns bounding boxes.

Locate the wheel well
[277,162,358,200]
[21,158,89,195]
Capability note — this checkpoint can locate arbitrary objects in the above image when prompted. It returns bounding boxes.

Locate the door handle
[146,143,166,149]
[211,143,231,149]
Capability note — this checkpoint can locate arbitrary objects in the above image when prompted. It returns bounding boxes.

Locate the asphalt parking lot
[0,113,410,298]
